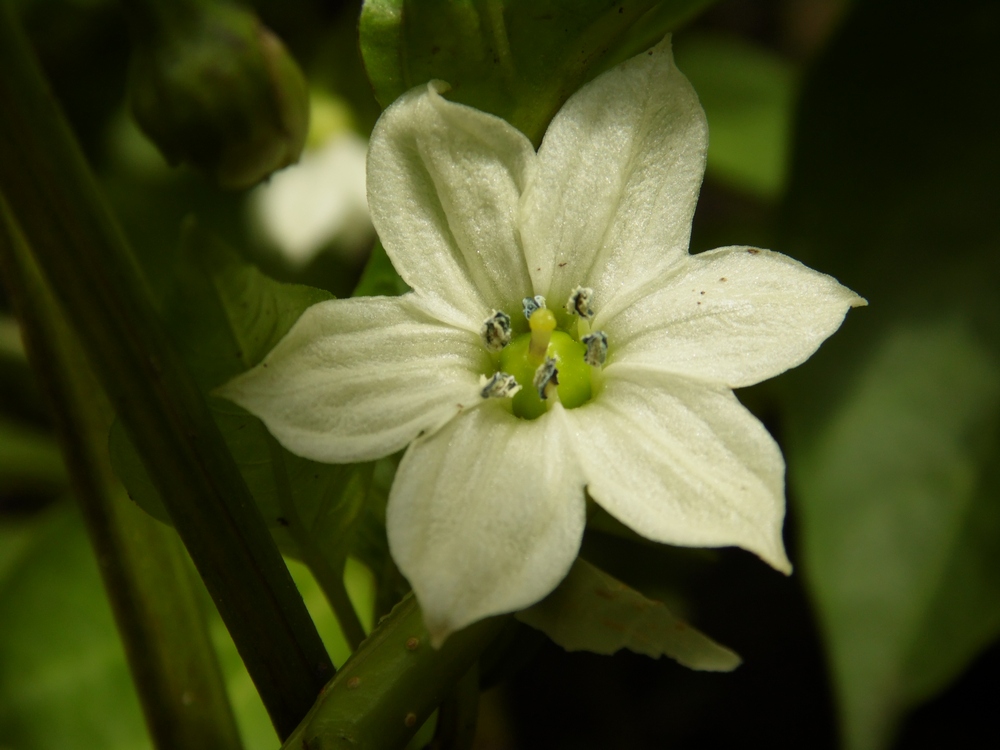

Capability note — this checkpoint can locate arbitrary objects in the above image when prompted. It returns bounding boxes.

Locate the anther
[566,286,595,320]
[522,295,546,319]
[480,372,521,399]
[582,331,608,366]
[533,356,559,400]
[528,307,557,361]
[481,310,512,352]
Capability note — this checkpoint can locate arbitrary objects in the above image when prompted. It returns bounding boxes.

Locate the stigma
[528,307,557,361]
[479,286,609,419]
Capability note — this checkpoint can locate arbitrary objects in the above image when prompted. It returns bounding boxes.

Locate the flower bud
[126,1,309,189]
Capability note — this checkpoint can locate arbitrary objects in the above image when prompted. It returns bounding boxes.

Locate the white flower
[220,38,864,645]
[250,130,372,268]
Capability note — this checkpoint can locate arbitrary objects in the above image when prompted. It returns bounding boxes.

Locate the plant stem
[0,4,331,738]
[266,434,368,651]
[433,662,480,750]
[0,201,243,750]
[283,595,505,750]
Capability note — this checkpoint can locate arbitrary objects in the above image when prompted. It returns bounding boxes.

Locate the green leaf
[516,558,740,671]
[674,32,796,199]
[778,2,1000,747]
[109,221,356,552]
[0,508,151,750]
[168,218,333,385]
[110,411,360,559]
[352,239,408,298]
[107,221,378,640]
[359,0,716,144]
[790,323,1000,749]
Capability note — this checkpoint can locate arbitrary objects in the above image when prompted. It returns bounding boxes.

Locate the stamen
[528,307,557,361]
[532,356,559,400]
[481,310,512,352]
[522,295,546,319]
[582,331,608,366]
[565,286,595,320]
[480,372,521,399]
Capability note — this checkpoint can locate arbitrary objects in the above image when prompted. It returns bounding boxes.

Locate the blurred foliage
[359,0,716,144]
[0,504,375,750]
[517,558,741,671]
[778,0,1000,748]
[0,507,151,750]
[2,0,1000,748]
[675,31,796,200]
[105,224,379,617]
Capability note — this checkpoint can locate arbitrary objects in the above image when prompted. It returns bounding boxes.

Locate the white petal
[251,133,372,267]
[564,369,790,572]
[520,37,707,314]
[601,246,866,388]
[388,404,586,645]
[367,82,536,330]
[216,295,487,463]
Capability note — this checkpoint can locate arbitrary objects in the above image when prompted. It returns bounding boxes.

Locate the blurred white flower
[249,96,373,268]
[221,38,864,644]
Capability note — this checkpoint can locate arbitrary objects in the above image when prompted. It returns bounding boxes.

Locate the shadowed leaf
[517,558,740,671]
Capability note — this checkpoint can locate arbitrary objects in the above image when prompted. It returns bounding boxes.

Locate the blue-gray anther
[566,286,595,320]
[532,357,560,399]
[582,331,608,366]
[522,295,546,320]
[481,310,512,352]
[480,372,521,399]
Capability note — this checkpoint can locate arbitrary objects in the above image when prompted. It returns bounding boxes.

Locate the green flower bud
[125,0,309,189]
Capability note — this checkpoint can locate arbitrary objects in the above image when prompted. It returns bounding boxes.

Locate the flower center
[479,289,608,420]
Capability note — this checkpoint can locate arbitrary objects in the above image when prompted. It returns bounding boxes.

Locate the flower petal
[251,133,372,267]
[520,37,707,314]
[601,246,866,388]
[564,369,790,572]
[367,82,536,330]
[216,295,487,463]
[388,403,586,645]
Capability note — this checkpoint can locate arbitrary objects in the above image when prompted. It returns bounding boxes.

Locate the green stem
[266,434,368,651]
[0,202,243,750]
[0,4,331,738]
[433,662,481,750]
[283,595,505,750]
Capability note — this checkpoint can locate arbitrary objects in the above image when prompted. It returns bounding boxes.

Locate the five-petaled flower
[220,38,865,645]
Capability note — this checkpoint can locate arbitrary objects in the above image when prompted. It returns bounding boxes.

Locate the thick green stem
[283,595,505,750]
[0,202,243,750]
[433,663,481,750]
[266,434,368,651]
[0,4,330,738]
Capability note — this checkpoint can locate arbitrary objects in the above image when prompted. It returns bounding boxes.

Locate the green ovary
[499,331,592,419]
